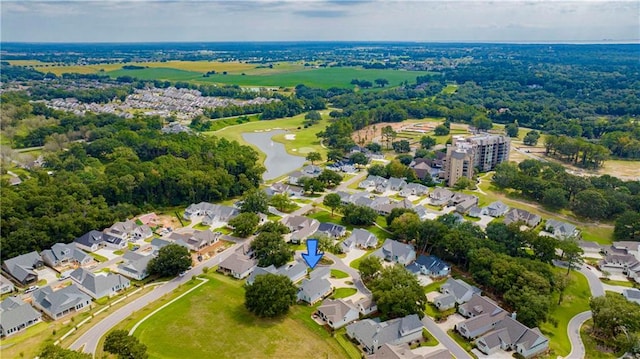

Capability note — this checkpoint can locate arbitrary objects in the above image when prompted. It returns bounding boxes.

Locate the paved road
[324,252,371,296]
[69,240,247,355]
[421,316,473,359]
[567,311,592,359]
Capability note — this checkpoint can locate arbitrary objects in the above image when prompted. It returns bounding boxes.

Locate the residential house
[475,315,549,358]
[544,219,580,240]
[136,212,160,227]
[315,222,347,239]
[342,229,378,253]
[374,199,414,216]
[411,158,442,183]
[73,230,104,252]
[350,296,378,316]
[598,253,640,280]
[218,252,257,280]
[104,219,138,241]
[246,261,307,285]
[150,238,171,253]
[503,209,542,228]
[412,255,450,277]
[433,278,480,311]
[289,165,321,185]
[360,175,388,190]
[202,205,239,226]
[484,201,509,217]
[455,198,478,214]
[102,233,127,250]
[168,230,220,252]
[0,275,15,295]
[449,193,478,207]
[373,344,451,359]
[622,289,640,305]
[117,252,154,280]
[298,269,332,305]
[269,182,305,197]
[69,268,130,299]
[388,177,408,191]
[0,297,42,337]
[346,314,424,354]
[578,240,602,257]
[376,239,416,265]
[2,251,43,285]
[399,183,428,197]
[414,206,438,221]
[468,206,483,218]
[429,188,454,206]
[456,295,507,339]
[183,201,215,220]
[281,216,320,244]
[31,284,92,320]
[41,243,93,269]
[317,298,360,329]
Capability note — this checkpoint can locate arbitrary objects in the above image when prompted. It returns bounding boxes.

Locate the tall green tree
[251,231,293,267]
[228,212,260,237]
[323,193,342,216]
[148,244,192,277]
[241,188,269,214]
[359,255,383,283]
[104,330,148,359]
[370,264,426,319]
[245,274,297,318]
[420,135,436,149]
[305,151,322,165]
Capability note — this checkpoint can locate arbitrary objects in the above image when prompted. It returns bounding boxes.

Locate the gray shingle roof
[218,253,257,274]
[2,251,42,283]
[32,284,91,318]
[0,297,41,334]
[347,314,423,352]
[41,243,90,266]
[69,268,130,299]
[298,276,331,303]
[74,230,104,248]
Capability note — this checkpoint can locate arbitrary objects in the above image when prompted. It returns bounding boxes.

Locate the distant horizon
[2,40,639,45]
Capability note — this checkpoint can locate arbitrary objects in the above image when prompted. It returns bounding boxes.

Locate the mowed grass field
[132,273,350,359]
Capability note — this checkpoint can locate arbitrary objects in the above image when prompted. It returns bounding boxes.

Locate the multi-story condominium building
[443,134,510,187]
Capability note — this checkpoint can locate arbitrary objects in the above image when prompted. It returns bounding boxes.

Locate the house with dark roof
[375,239,416,265]
[0,275,14,295]
[69,268,130,299]
[246,261,307,285]
[475,315,549,358]
[0,297,42,337]
[73,230,105,252]
[342,229,378,253]
[2,251,43,285]
[281,216,320,244]
[315,222,347,239]
[456,295,507,339]
[102,233,127,249]
[412,255,450,277]
[346,314,424,354]
[317,298,360,329]
[544,219,580,240]
[117,252,154,280]
[31,284,92,320]
[503,208,541,228]
[218,252,257,280]
[433,278,480,311]
[41,243,93,269]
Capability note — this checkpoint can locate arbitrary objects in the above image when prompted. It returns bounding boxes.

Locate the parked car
[24,285,39,293]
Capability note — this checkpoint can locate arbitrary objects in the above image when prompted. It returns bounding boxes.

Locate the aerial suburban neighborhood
[1,13,640,359]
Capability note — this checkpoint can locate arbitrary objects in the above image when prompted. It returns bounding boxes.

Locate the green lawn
[447,329,478,358]
[88,252,108,262]
[331,288,358,299]
[107,66,435,89]
[349,248,378,270]
[423,278,447,293]
[131,273,351,359]
[599,278,636,288]
[331,269,349,279]
[193,223,210,231]
[540,269,592,357]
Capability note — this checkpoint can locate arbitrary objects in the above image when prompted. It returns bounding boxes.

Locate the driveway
[421,316,473,359]
[95,248,120,261]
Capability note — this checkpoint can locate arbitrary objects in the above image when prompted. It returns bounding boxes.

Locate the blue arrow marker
[302,238,324,269]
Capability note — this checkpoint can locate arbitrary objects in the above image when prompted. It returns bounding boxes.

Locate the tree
[299,177,325,194]
[304,111,322,125]
[317,169,343,188]
[305,151,322,165]
[434,125,449,136]
[420,135,436,149]
[39,345,92,359]
[614,211,640,241]
[359,255,382,283]
[559,238,584,275]
[245,274,297,318]
[251,231,292,267]
[341,204,377,226]
[528,235,558,263]
[374,78,389,87]
[148,244,191,277]
[472,115,493,131]
[572,189,609,219]
[590,293,640,353]
[228,212,260,237]
[269,193,296,213]
[541,187,569,210]
[258,220,290,235]
[453,176,473,190]
[366,142,382,153]
[381,125,397,149]
[370,264,426,319]
[323,193,342,216]
[327,149,344,162]
[241,188,269,214]
[392,140,411,153]
[505,123,519,137]
[349,152,368,165]
[104,330,148,359]
[367,164,387,177]
[523,130,540,146]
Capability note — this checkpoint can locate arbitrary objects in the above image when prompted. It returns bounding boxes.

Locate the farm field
[131,273,351,359]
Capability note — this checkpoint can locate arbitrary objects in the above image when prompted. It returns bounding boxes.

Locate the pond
[242,130,305,181]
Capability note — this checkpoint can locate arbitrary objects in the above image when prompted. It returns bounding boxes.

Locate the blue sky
[1,1,638,43]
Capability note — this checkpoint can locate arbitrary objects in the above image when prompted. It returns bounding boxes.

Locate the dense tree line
[543,135,609,168]
[492,160,640,224]
[590,293,640,355]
